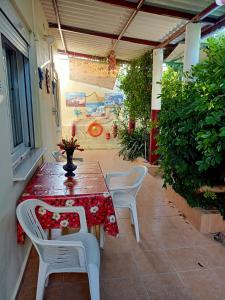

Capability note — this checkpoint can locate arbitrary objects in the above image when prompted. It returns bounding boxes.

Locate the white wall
[0,0,60,299]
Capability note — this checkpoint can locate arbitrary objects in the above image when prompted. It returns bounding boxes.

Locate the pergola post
[183,23,201,72]
[149,48,163,164]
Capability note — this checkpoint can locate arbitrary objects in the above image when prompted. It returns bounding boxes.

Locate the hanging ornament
[38,67,44,89]
[87,122,103,137]
[112,123,118,138]
[105,131,111,140]
[45,68,50,94]
[108,50,116,74]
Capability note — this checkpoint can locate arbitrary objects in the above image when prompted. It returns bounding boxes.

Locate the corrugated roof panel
[41,0,225,61]
[144,0,225,18]
[50,29,112,57]
[115,40,152,60]
[41,0,132,35]
[125,11,187,41]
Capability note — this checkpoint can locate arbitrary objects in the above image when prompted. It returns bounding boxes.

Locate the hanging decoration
[108,50,116,74]
[112,123,118,138]
[105,132,111,140]
[87,122,103,137]
[45,68,50,94]
[38,67,44,89]
[74,109,82,117]
[52,79,57,95]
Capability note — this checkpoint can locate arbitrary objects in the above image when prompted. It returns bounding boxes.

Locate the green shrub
[157,34,225,217]
[117,51,153,160]
[118,127,150,161]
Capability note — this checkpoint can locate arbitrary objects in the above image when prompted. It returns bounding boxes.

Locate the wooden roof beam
[52,0,67,53]
[202,11,225,37]
[49,22,167,47]
[112,0,145,50]
[57,49,129,63]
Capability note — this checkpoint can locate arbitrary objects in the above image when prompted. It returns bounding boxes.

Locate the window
[2,36,34,166]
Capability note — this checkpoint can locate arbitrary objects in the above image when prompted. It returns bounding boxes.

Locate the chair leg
[45,275,49,287]
[100,224,105,249]
[130,209,134,224]
[36,262,47,300]
[131,204,140,242]
[88,264,100,300]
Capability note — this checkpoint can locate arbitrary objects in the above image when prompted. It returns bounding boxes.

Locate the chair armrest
[39,238,84,248]
[35,200,88,233]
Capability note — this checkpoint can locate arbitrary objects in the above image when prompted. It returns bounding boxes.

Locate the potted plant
[57,122,84,177]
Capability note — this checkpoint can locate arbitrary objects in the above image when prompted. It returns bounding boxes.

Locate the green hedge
[157,34,225,217]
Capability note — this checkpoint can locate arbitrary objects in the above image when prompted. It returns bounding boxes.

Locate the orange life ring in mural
[87,122,103,137]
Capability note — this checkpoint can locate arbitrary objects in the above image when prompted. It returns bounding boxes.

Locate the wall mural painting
[104,92,124,107]
[73,109,83,117]
[86,102,105,117]
[66,92,86,107]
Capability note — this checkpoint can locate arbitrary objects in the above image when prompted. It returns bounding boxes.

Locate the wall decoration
[104,92,124,106]
[66,92,86,107]
[105,131,111,140]
[112,123,118,138]
[108,50,116,74]
[52,80,56,95]
[38,67,44,89]
[69,58,119,89]
[45,68,50,94]
[73,109,82,117]
[86,102,105,117]
[87,122,103,137]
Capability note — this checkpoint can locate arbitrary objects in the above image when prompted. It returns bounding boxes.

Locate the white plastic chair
[16,199,100,300]
[105,166,148,242]
[51,150,63,162]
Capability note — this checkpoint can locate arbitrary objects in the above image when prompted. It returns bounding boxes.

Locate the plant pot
[63,148,77,177]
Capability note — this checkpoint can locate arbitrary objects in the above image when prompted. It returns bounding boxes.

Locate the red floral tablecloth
[17,162,119,243]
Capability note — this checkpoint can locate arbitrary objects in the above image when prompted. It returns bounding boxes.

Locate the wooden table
[17,162,119,243]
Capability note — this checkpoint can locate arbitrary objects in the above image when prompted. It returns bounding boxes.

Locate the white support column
[149,48,163,164]
[183,23,201,72]
[151,48,163,110]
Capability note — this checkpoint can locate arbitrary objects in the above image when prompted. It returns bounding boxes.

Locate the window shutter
[0,11,29,57]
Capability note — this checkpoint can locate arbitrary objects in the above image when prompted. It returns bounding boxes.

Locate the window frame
[2,35,34,167]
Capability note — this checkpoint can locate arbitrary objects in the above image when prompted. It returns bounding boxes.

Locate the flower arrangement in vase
[57,122,84,177]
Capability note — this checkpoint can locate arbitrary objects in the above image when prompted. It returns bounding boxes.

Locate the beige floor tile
[103,235,136,254]
[142,273,194,300]
[200,244,225,268]
[101,277,149,300]
[165,247,210,271]
[101,252,137,279]
[179,269,225,300]
[133,249,175,274]
[155,228,193,249]
[61,282,90,300]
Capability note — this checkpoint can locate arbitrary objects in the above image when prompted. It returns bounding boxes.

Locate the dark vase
[63,148,77,177]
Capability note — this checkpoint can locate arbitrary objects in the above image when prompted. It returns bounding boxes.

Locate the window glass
[5,46,23,147]
[2,36,34,164]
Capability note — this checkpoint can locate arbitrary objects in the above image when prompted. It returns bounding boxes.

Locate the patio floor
[17,150,225,300]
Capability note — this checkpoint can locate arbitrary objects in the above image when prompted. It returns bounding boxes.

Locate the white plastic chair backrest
[127,166,148,197]
[107,166,148,198]
[16,199,88,269]
[52,151,62,162]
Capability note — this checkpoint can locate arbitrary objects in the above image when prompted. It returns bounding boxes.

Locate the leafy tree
[119,51,153,126]
[157,34,225,216]
[117,51,153,160]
